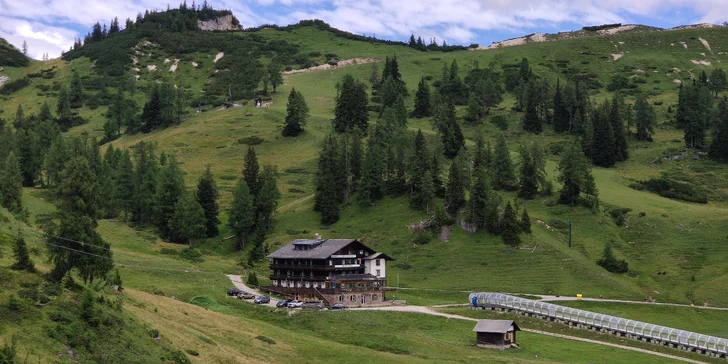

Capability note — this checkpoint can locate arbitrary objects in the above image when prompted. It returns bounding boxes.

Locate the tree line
[676,72,728,162]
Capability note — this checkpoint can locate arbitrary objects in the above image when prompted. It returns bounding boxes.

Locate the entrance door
[361,294,367,305]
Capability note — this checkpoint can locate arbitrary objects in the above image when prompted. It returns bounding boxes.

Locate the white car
[287,300,303,308]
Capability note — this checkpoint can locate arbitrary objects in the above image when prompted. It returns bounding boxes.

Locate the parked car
[328,303,346,310]
[237,292,255,299]
[302,300,324,310]
[254,296,270,304]
[287,300,303,308]
[227,288,243,296]
[276,299,292,308]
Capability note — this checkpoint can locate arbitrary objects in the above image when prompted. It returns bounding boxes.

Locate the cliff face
[198,15,242,31]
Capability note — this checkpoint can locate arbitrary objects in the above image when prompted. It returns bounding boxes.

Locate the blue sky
[1,0,726,60]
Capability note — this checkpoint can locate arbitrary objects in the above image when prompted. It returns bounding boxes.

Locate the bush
[412,231,432,245]
[180,247,203,262]
[185,349,199,356]
[630,175,708,203]
[238,136,264,145]
[148,329,160,338]
[0,77,30,95]
[7,294,21,311]
[597,244,629,273]
[164,350,192,364]
[246,272,259,286]
[491,115,508,130]
[256,335,276,345]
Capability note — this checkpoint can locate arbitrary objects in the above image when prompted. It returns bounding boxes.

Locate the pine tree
[553,79,569,133]
[610,96,629,162]
[196,166,220,237]
[520,208,532,234]
[69,70,84,108]
[115,150,134,221]
[369,62,380,86]
[11,236,34,272]
[434,95,464,159]
[243,147,260,196]
[501,201,521,246]
[635,94,655,141]
[282,88,309,137]
[709,68,727,97]
[98,160,117,219]
[0,152,23,213]
[228,179,254,250]
[445,153,467,214]
[709,97,728,162]
[256,166,281,229]
[334,74,369,132]
[349,131,363,187]
[154,155,186,240]
[522,82,542,133]
[314,134,346,224]
[168,192,206,245]
[591,103,616,167]
[468,166,490,228]
[492,133,516,190]
[22,41,28,56]
[410,130,432,209]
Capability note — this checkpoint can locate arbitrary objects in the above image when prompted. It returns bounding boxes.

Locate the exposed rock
[673,79,682,85]
[164,58,171,64]
[198,15,242,31]
[283,57,378,74]
[169,59,179,72]
[680,41,688,49]
[691,59,711,66]
[214,52,224,63]
[147,65,157,71]
[612,53,624,61]
[698,37,712,52]
[0,75,9,88]
[192,62,199,67]
[598,25,636,35]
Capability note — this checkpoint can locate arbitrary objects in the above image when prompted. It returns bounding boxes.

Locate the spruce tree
[557,141,594,205]
[709,97,728,162]
[115,150,135,221]
[412,77,432,118]
[16,128,41,187]
[445,152,467,214]
[520,208,532,234]
[635,94,655,141]
[98,160,117,219]
[581,111,594,159]
[69,70,84,108]
[314,134,346,224]
[168,192,206,245]
[256,166,281,229]
[228,179,254,250]
[434,95,464,159]
[517,145,538,199]
[132,142,159,225]
[282,88,309,137]
[522,82,542,133]
[334,74,369,132]
[468,166,490,228]
[349,131,363,186]
[369,62,379,86]
[610,96,629,162]
[196,166,220,237]
[431,148,445,197]
[358,137,385,205]
[243,147,260,196]
[492,133,516,190]
[11,236,35,272]
[501,201,521,246]
[0,152,23,213]
[709,68,727,97]
[553,79,569,133]
[154,155,186,240]
[410,130,432,209]
[591,103,616,167]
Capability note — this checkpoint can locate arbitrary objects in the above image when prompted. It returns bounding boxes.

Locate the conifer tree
[522,82,542,133]
[243,147,260,196]
[434,95,464,159]
[154,155,185,240]
[11,236,35,272]
[557,141,595,206]
[520,208,532,234]
[196,166,220,237]
[314,134,346,224]
[98,160,117,219]
[256,166,281,229]
[710,97,728,162]
[410,130,432,209]
[492,133,516,190]
[518,145,538,199]
[445,152,467,214]
[268,62,283,92]
[591,103,616,167]
[282,88,309,137]
[501,201,521,246]
[349,131,363,186]
[16,128,41,187]
[635,94,655,141]
[610,96,629,162]
[709,68,727,97]
[228,179,254,250]
[115,150,135,221]
[69,70,84,108]
[168,192,206,245]
[468,166,490,227]
[412,77,432,118]
[431,148,445,197]
[553,79,569,133]
[0,152,23,213]
[334,74,369,132]
[249,219,267,263]
[369,62,380,86]
[581,111,594,159]
[132,142,159,225]
[358,136,385,205]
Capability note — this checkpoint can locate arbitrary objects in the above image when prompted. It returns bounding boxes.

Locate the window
[376,269,381,277]
[376,259,381,266]
[350,295,356,302]
[339,295,344,302]
[372,294,378,301]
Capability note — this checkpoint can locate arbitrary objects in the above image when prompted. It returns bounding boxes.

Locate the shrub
[256,335,276,345]
[160,248,178,256]
[165,350,192,364]
[185,349,199,356]
[7,294,21,311]
[491,115,508,130]
[597,244,629,273]
[180,247,203,262]
[630,175,708,203]
[238,136,264,145]
[246,272,259,286]
[148,329,160,338]
[0,77,30,95]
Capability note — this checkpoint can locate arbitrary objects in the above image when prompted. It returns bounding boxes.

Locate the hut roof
[472,320,520,334]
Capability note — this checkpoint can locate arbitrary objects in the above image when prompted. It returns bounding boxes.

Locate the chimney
[314,233,322,241]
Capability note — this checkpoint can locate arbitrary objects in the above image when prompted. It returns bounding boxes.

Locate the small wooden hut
[472,319,520,348]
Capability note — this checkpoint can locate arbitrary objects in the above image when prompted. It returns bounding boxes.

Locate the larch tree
[69,70,84,108]
[168,192,206,246]
[282,87,309,137]
[709,68,727,97]
[196,165,220,237]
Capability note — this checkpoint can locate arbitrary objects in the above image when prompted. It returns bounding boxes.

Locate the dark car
[302,300,324,310]
[254,296,270,304]
[276,299,292,308]
[328,303,346,310]
[227,288,243,296]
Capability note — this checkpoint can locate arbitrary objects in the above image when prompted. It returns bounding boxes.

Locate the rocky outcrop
[198,15,242,31]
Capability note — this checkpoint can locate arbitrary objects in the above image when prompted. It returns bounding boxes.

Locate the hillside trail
[223,276,707,363]
[282,57,377,75]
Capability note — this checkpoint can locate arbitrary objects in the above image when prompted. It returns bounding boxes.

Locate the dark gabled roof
[267,239,357,259]
[472,320,520,334]
[363,252,393,261]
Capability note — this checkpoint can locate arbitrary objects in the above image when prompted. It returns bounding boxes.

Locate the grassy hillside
[1,19,728,362]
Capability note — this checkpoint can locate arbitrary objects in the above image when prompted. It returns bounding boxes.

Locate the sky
[1,0,727,60]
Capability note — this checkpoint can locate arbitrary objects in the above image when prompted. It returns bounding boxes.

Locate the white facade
[364,258,386,278]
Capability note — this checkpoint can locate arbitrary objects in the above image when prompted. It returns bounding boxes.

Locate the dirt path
[226,274,279,308]
[283,58,377,75]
